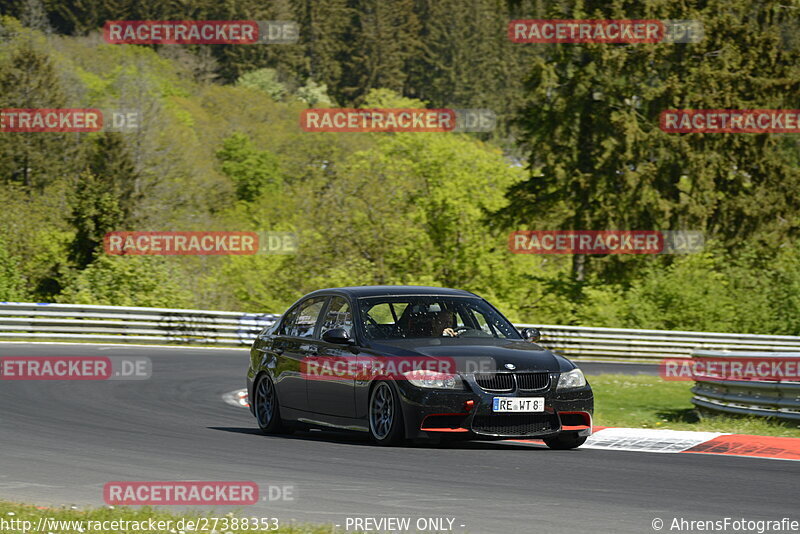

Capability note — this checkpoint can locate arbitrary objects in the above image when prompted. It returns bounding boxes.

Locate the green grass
[0,502,337,534]
[590,373,800,437]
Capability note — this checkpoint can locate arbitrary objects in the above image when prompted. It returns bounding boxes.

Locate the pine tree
[68,133,138,268]
[68,171,125,268]
[0,42,83,190]
[408,0,539,142]
[293,0,352,102]
[335,0,421,105]
[500,0,800,281]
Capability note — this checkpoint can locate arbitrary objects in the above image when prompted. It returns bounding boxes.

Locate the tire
[543,432,587,450]
[253,374,290,435]
[368,381,405,446]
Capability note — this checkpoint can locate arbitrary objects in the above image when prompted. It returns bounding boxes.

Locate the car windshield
[358,295,520,340]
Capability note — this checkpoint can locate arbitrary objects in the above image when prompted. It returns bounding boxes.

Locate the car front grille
[471,414,557,436]
[472,371,550,392]
[473,372,514,392]
[516,372,550,390]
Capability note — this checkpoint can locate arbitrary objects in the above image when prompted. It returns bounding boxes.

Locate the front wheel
[253,374,290,434]
[543,432,587,450]
[368,381,405,446]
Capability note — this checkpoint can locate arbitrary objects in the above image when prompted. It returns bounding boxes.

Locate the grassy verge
[590,374,800,437]
[0,502,336,534]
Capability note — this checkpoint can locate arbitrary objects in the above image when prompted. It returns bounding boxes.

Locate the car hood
[366,338,568,373]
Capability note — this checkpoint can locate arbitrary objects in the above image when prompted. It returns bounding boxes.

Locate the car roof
[304,285,478,299]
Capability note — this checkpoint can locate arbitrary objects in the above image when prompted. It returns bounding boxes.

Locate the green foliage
[0,10,797,338]
[236,68,287,101]
[407,0,539,143]
[0,177,74,299]
[573,245,800,335]
[68,171,126,268]
[217,133,283,203]
[0,236,25,301]
[502,0,800,282]
[333,0,421,104]
[579,252,740,332]
[296,78,332,107]
[57,256,193,308]
[0,32,82,190]
[69,133,139,268]
[0,0,543,142]
[218,89,539,312]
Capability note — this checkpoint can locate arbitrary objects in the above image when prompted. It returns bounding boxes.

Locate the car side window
[280,297,326,338]
[321,296,353,337]
[366,303,394,324]
[454,307,468,329]
[293,298,326,338]
[277,307,299,336]
[470,307,507,338]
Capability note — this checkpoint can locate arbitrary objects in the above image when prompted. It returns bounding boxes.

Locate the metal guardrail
[6,302,797,420]
[516,323,800,361]
[2,303,800,362]
[690,350,800,421]
[0,302,279,346]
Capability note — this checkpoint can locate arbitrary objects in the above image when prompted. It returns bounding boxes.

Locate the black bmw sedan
[247,286,593,448]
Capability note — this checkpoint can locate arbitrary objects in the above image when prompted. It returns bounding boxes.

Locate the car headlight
[403,370,464,390]
[557,368,586,390]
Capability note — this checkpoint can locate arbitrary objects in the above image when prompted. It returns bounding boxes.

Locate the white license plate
[492,397,544,412]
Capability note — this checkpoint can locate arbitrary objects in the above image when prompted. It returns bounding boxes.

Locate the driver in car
[432,309,458,337]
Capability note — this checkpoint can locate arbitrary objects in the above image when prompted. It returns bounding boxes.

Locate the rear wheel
[544,432,587,450]
[368,381,405,446]
[253,374,290,434]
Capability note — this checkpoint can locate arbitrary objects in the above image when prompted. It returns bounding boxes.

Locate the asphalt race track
[0,343,796,533]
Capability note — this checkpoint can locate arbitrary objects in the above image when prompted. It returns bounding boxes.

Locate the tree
[333,0,421,104]
[407,0,538,144]
[237,68,288,101]
[68,171,125,268]
[0,34,83,190]
[233,90,534,309]
[217,132,283,203]
[296,78,332,106]
[293,0,352,101]
[19,0,52,33]
[0,236,25,301]
[500,0,800,282]
[57,255,193,307]
[68,133,139,268]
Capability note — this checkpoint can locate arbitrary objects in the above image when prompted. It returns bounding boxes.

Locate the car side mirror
[322,328,354,345]
[519,327,541,343]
